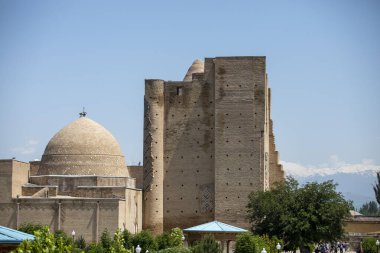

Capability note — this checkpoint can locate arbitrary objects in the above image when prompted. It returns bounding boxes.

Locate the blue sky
[0,1,379,204]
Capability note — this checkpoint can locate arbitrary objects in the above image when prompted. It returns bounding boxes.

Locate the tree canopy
[247,177,350,251]
[374,172,380,206]
[359,201,380,216]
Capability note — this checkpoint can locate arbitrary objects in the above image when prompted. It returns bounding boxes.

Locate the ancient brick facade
[143,56,284,234]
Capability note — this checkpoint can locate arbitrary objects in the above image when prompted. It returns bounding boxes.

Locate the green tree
[359,201,379,216]
[191,235,221,253]
[347,200,356,211]
[247,177,350,251]
[373,172,380,205]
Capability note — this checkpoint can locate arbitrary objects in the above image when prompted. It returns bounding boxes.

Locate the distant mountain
[281,159,380,209]
[294,172,375,208]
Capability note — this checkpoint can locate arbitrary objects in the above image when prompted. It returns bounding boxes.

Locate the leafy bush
[156,228,185,250]
[191,234,221,253]
[362,237,377,253]
[54,229,72,246]
[169,228,184,247]
[100,229,112,251]
[12,226,72,253]
[235,232,256,253]
[122,229,134,250]
[75,235,86,249]
[156,232,172,250]
[235,232,283,253]
[154,247,192,253]
[132,230,158,252]
[112,228,132,253]
[85,243,105,253]
[18,222,44,235]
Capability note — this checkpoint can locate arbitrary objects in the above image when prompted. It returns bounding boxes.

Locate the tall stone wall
[211,57,268,228]
[163,77,214,230]
[143,80,165,234]
[267,89,285,187]
[143,56,284,232]
[0,199,128,242]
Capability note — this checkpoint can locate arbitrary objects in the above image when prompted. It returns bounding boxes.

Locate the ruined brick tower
[143,56,284,234]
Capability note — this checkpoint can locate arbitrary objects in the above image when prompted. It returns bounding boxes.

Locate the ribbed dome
[38,117,129,177]
[183,59,204,81]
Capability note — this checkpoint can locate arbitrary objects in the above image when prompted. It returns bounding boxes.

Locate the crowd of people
[315,242,347,253]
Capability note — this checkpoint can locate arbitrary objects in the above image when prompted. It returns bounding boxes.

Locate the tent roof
[183,221,248,233]
[0,226,35,244]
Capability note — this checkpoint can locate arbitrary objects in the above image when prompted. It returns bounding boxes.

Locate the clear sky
[0,1,379,189]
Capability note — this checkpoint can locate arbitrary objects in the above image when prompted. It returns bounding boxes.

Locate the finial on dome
[79,107,87,118]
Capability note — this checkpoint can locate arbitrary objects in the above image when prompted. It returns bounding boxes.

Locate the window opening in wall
[176,87,183,95]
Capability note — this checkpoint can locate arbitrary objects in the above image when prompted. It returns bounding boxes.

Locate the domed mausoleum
[38,116,129,177]
[0,114,142,242]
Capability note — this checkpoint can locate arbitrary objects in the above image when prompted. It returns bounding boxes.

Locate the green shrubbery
[13,224,186,253]
[14,224,286,253]
[362,237,377,253]
[235,232,283,253]
[191,235,221,253]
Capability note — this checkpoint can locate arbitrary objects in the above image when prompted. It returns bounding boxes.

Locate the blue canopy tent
[183,221,248,253]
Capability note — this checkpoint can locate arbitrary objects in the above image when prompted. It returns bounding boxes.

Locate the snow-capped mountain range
[281,157,380,208]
